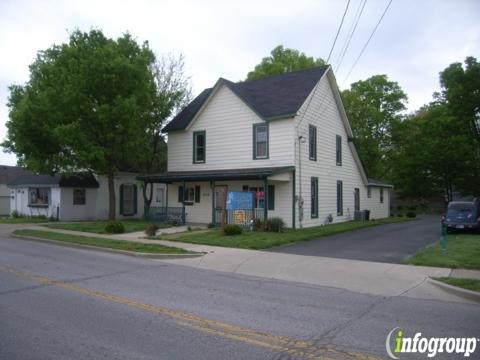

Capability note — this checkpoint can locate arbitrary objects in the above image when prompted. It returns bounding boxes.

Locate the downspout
[263,176,268,222]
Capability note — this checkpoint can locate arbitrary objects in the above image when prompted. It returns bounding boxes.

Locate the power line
[326,0,351,63]
[296,0,351,131]
[341,0,393,86]
[335,0,368,73]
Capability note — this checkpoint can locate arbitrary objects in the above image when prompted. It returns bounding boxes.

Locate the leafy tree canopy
[246,45,325,81]
[2,29,190,218]
[342,75,407,179]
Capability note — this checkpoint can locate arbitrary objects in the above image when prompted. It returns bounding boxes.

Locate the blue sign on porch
[226,191,253,210]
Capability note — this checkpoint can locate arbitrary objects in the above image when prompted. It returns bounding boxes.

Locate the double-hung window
[311,177,318,218]
[253,123,269,159]
[380,188,384,203]
[336,135,342,166]
[336,180,343,216]
[73,188,86,205]
[28,187,50,207]
[193,131,206,163]
[309,125,317,161]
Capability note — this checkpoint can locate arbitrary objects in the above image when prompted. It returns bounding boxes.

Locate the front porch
[138,166,295,228]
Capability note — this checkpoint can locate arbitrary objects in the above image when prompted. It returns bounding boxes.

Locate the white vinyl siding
[167,85,295,171]
[294,72,385,227]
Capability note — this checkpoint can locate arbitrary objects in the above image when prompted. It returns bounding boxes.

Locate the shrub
[397,214,404,217]
[207,222,216,229]
[144,224,159,236]
[11,210,21,218]
[168,219,179,226]
[104,221,125,234]
[187,226,192,231]
[224,224,242,236]
[252,218,265,231]
[407,205,417,211]
[406,211,417,218]
[266,217,285,232]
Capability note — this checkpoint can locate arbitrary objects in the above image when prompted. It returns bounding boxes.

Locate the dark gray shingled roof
[367,178,393,188]
[8,172,99,188]
[138,166,294,182]
[164,66,329,131]
[0,165,34,184]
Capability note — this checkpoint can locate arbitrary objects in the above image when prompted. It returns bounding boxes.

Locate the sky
[0,0,478,166]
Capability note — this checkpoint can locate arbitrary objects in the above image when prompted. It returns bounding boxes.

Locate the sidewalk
[22,225,479,304]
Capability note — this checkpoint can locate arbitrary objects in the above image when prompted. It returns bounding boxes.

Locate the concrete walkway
[17,224,480,304]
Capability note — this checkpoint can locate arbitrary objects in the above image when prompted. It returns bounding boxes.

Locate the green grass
[156,217,414,250]
[44,220,170,234]
[0,216,53,224]
[434,277,480,292]
[405,234,480,269]
[14,229,191,254]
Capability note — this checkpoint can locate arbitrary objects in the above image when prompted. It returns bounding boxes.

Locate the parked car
[442,200,480,233]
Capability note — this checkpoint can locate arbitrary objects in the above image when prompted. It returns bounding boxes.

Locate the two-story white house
[139,66,391,228]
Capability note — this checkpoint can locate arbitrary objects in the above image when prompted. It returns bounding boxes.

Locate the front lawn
[156,217,414,250]
[434,277,480,293]
[0,216,53,224]
[44,220,170,234]
[405,234,480,269]
[14,229,191,254]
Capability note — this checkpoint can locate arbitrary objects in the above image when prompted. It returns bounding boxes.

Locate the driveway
[270,215,440,263]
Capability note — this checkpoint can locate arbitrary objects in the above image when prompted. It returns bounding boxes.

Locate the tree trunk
[108,171,116,220]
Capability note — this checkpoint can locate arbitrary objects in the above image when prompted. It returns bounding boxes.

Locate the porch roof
[138,166,294,183]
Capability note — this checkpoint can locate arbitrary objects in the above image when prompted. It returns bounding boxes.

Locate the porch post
[263,176,268,222]
[143,181,150,221]
[165,183,168,219]
[182,180,186,225]
[211,180,215,225]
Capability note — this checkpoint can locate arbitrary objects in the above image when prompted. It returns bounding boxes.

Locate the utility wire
[296,0,351,131]
[326,0,351,63]
[335,0,368,73]
[342,0,393,86]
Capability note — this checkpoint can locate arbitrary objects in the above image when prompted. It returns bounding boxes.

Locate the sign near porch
[226,191,253,210]
[233,210,246,224]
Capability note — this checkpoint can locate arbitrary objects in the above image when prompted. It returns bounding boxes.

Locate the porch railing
[146,206,185,225]
[214,208,265,229]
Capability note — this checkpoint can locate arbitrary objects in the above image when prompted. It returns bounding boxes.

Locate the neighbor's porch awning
[137,166,294,183]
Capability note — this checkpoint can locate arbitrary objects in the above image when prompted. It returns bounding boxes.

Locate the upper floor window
[309,125,317,161]
[336,135,342,166]
[193,131,206,163]
[253,123,269,159]
[367,187,372,198]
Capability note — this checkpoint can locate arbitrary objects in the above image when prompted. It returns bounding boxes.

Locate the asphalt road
[270,216,440,263]
[1,233,479,360]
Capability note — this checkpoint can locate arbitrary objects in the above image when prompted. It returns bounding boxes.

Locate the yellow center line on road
[0,266,380,360]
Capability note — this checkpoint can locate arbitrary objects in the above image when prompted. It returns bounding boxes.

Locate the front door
[354,188,360,211]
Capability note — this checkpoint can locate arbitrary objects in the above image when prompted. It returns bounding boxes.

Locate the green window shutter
[267,185,275,210]
[311,177,318,218]
[119,184,124,216]
[337,180,343,215]
[133,184,138,215]
[178,186,184,203]
[195,185,201,203]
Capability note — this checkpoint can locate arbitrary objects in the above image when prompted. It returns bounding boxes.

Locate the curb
[428,277,480,303]
[10,234,205,259]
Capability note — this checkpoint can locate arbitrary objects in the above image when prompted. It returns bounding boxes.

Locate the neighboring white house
[139,66,392,228]
[8,172,158,221]
[0,165,34,215]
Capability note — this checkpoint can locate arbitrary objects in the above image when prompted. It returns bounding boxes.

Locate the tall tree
[3,30,161,219]
[246,45,325,81]
[341,75,408,179]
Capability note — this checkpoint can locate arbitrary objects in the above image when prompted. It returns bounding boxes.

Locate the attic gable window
[253,123,269,159]
[193,131,206,164]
